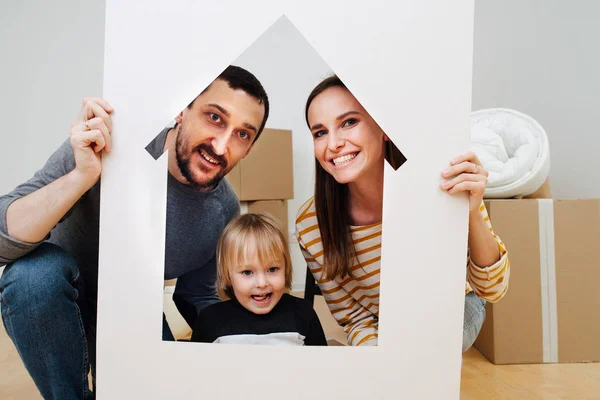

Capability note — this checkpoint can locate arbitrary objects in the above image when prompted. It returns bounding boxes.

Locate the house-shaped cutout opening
[143,15,408,344]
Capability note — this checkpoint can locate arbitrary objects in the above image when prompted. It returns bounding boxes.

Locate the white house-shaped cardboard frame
[98,1,474,398]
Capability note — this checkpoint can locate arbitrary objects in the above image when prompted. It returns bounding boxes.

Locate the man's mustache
[195,143,227,168]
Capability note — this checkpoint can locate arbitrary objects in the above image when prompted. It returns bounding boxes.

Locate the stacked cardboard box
[227,128,294,233]
[474,183,600,364]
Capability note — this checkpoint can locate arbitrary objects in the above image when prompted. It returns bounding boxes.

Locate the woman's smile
[331,152,359,167]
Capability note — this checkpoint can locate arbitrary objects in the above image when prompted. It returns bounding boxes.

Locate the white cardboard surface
[99,1,474,398]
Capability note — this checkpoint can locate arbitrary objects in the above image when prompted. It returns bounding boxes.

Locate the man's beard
[175,124,229,191]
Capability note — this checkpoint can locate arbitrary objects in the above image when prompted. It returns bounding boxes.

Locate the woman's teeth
[200,151,219,165]
[333,153,356,166]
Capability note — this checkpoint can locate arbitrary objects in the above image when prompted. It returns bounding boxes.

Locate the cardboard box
[227,128,294,201]
[475,199,600,364]
[241,200,288,234]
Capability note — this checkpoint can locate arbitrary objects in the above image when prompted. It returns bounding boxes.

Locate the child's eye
[268,267,279,273]
[241,270,253,276]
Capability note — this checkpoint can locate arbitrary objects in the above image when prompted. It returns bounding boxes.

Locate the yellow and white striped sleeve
[466,201,510,303]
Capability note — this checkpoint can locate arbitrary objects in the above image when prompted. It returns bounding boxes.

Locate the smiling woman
[295,75,511,347]
[308,87,388,193]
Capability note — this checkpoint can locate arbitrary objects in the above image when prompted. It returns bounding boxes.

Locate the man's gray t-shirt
[0,127,240,326]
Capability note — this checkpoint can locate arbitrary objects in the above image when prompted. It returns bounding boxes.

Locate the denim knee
[462,292,486,353]
[0,243,80,318]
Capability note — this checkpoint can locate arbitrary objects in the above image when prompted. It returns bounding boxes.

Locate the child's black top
[191,293,327,346]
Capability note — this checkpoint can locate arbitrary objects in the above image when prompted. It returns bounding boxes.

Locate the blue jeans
[0,243,176,399]
[0,243,95,399]
[462,291,486,352]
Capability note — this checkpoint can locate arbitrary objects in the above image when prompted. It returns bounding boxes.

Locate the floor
[2,289,599,398]
[2,322,600,400]
[461,347,600,400]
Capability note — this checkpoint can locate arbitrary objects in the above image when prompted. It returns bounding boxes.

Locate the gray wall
[0,1,105,194]
[472,1,600,198]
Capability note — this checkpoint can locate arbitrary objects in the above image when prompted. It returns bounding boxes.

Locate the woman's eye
[343,118,357,128]
[314,130,327,138]
[268,267,279,273]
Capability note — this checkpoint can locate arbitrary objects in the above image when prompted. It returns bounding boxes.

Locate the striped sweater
[295,198,510,346]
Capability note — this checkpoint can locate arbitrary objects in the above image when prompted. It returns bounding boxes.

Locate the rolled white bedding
[471,108,550,199]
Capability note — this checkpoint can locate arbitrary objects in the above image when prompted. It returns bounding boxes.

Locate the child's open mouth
[251,293,272,303]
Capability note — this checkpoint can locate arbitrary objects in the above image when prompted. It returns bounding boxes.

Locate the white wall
[472,0,600,198]
[2,1,599,289]
[232,17,332,291]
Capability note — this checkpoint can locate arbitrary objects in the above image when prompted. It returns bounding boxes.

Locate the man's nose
[327,130,345,152]
[211,131,232,156]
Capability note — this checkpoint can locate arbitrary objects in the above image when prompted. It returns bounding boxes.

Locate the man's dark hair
[189,65,270,143]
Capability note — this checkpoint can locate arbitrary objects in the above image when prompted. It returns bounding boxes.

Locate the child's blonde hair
[216,212,293,300]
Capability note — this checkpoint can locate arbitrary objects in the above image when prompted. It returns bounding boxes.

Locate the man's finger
[73,129,106,153]
[91,97,114,113]
[85,117,111,152]
[86,130,106,153]
[86,102,113,132]
[83,97,113,113]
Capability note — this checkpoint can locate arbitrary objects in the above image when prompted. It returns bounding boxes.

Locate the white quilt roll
[471,108,550,199]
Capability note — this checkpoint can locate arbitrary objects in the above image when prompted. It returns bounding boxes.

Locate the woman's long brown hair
[305,76,357,279]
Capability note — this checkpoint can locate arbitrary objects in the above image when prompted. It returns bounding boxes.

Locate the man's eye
[239,131,249,140]
[342,118,357,127]
[314,130,327,138]
[268,267,279,273]
[209,113,220,122]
